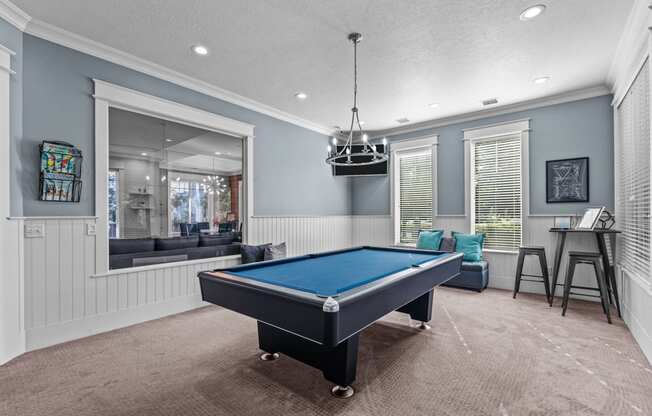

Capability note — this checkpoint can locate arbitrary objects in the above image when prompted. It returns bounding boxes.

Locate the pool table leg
[397,289,433,329]
[257,321,359,398]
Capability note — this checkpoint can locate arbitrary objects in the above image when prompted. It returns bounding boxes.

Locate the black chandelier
[326,33,388,167]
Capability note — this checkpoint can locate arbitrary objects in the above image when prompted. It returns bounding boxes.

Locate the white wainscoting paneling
[352,215,604,299]
[352,215,392,246]
[619,267,652,363]
[248,216,353,256]
[1,218,25,365]
[19,217,240,351]
[13,214,612,356]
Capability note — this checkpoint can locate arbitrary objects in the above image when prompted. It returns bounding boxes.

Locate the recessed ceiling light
[520,4,546,21]
[428,103,439,109]
[533,76,551,84]
[141,152,148,156]
[295,92,308,100]
[165,138,174,142]
[192,45,209,56]
[214,151,222,155]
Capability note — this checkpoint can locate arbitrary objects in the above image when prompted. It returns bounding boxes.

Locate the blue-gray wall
[1,21,615,218]
[19,34,350,217]
[0,17,23,216]
[352,95,615,215]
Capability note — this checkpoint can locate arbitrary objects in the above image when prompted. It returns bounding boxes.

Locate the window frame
[94,80,255,274]
[107,168,120,238]
[463,120,530,254]
[390,136,439,246]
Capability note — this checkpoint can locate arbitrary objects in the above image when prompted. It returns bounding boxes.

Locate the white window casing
[464,119,530,253]
[390,136,438,245]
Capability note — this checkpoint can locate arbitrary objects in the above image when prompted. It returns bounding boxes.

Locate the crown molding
[607,0,651,106]
[15,17,333,136]
[0,0,30,31]
[369,85,610,139]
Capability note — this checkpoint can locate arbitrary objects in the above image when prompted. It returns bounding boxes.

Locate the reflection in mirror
[108,108,243,269]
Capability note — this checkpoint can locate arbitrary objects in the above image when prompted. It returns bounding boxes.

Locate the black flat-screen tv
[331,144,388,176]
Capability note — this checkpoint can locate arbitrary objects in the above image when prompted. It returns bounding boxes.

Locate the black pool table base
[257,290,435,398]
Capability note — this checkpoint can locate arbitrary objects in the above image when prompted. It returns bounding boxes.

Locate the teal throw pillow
[416,230,444,250]
[451,231,485,262]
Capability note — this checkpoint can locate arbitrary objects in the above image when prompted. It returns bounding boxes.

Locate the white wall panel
[352,215,392,246]
[619,267,652,362]
[13,214,620,355]
[19,217,241,351]
[248,216,353,256]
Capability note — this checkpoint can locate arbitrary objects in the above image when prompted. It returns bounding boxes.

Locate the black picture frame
[546,157,589,203]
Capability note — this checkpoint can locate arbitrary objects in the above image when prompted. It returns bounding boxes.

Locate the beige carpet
[1,288,651,416]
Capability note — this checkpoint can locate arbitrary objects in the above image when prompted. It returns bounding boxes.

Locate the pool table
[198,246,463,398]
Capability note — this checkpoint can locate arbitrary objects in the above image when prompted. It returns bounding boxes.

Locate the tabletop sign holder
[575,207,604,231]
[38,140,83,202]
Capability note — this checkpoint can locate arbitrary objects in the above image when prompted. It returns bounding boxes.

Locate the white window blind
[398,150,433,244]
[617,59,650,283]
[472,136,522,251]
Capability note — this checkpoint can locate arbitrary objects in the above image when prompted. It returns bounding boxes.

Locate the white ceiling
[15,0,634,131]
[109,108,242,174]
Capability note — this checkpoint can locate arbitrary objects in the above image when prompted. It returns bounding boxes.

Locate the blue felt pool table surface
[225,247,444,297]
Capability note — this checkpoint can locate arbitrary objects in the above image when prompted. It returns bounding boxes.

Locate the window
[469,132,524,252]
[167,172,232,234]
[392,137,438,245]
[108,169,120,238]
[617,59,650,283]
[107,107,243,269]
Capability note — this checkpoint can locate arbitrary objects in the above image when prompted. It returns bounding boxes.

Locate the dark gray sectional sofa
[109,232,241,269]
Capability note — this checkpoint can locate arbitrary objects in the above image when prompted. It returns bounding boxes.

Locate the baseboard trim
[0,331,26,365]
[622,300,652,365]
[26,295,205,352]
[489,275,599,302]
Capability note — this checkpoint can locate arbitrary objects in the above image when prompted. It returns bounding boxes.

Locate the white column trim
[0,42,25,364]
[244,135,255,243]
[93,80,255,273]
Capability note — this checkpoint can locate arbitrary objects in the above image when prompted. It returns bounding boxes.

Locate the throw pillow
[451,232,485,262]
[264,242,287,261]
[416,230,444,250]
[438,237,456,253]
[240,243,271,264]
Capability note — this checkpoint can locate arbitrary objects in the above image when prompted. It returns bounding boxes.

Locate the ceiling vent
[396,117,410,124]
[482,98,498,106]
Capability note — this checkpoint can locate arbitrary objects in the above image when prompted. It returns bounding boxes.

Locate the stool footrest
[520,278,546,283]
[569,292,602,299]
[569,285,600,291]
[520,274,545,278]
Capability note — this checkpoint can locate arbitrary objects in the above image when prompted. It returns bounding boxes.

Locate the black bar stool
[513,246,552,305]
[561,251,611,324]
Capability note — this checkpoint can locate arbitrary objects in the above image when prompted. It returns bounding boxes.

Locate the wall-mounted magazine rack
[38,140,83,202]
